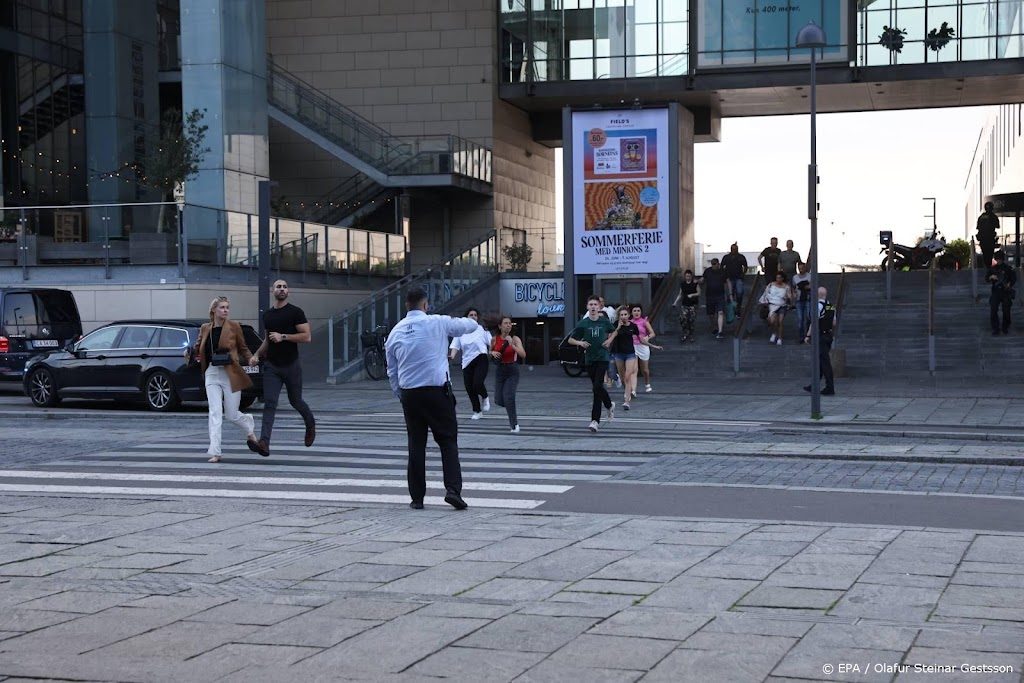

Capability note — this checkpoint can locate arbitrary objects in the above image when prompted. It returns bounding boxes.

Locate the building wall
[964,104,1023,243]
[678,106,695,273]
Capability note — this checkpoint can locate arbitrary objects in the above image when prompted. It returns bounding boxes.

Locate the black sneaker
[803,385,811,392]
[821,388,836,396]
[409,501,424,510]
[715,333,724,340]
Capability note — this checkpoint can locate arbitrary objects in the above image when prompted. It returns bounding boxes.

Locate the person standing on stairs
[672,269,700,343]
[804,287,837,396]
[988,250,1017,335]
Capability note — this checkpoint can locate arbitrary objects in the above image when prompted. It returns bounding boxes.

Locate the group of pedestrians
[187,279,317,464]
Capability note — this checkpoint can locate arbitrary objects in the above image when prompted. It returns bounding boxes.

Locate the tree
[502,241,533,272]
[140,108,210,232]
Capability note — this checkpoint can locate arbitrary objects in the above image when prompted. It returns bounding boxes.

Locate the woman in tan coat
[187,297,265,462]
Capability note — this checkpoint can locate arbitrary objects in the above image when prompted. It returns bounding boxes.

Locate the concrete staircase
[648,270,1019,380]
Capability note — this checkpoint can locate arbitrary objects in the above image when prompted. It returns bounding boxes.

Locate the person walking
[491,315,526,433]
[672,269,699,342]
[609,307,639,411]
[699,258,730,339]
[597,295,620,389]
[804,286,837,396]
[449,307,491,420]
[976,202,1000,269]
[778,240,803,281]
[385,287,479,510]
[760,271,792,345]
[568,295,620,432]
[630,304,661,394]
[791,262,812,342]
[249,279,315,456]
[721,244,748,308]
[758,237,782,282]
[987,250,1017,335]
[189,296,263,463]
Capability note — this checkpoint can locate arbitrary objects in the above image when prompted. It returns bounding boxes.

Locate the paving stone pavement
[0,495,1022,682]
[613,456,1024,497]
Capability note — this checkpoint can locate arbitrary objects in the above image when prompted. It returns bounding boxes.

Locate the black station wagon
[23,319,264,412]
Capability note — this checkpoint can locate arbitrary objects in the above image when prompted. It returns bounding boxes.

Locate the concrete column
[83,0,160,237]
[181,0,268,228]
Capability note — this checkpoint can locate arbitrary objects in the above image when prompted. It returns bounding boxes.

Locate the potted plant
[925,22,955,52]
[502,241,533,272]
[878,25,907,53]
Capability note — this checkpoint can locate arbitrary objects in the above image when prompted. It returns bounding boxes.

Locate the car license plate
[243,365,260,374]
[33,340,59,348]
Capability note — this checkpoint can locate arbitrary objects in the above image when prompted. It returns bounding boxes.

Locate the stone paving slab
[1,494,1024,682]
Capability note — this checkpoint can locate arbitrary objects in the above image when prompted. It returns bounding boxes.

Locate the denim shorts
[610,352,636,362]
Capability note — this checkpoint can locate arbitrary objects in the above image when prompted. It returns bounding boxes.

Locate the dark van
[0,288,83,382]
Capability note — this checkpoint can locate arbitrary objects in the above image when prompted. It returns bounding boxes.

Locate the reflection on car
[22,319,264,412]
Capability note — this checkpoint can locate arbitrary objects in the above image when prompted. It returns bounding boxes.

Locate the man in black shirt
[699,258,730,340]
[976,202,999,269]
[987,250,1017,335]
[720,243,748,308]
[758,237,781,282]
[249,279,316,455]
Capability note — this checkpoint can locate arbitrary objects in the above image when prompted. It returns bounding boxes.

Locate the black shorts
[706,296,724,316]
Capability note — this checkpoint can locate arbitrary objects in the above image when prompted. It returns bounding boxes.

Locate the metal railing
[0,201,406,282]
[928,257,937,373]
[732,273,763,373]
[267,57,492,185]
[304,174,397,226]
[833,269,848,343]
[648,268,680,330]
[328,231,499,379]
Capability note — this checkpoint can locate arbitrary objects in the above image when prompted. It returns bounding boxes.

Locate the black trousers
[494,363,519,428]
[400,386,462,503]
[462,354,489,412]
[260,360,315,443]
[980,242,996,269]
[586,361,612,422]
[991,292,1012,332]
[819,334,834,390]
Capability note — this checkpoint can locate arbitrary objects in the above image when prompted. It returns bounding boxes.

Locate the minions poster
[572,109,670,274]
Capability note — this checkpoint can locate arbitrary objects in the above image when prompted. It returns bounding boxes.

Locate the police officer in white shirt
[386,287,480,510]
[449,307,492,420]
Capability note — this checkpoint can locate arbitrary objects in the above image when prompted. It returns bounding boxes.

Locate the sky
[555,106,990,271]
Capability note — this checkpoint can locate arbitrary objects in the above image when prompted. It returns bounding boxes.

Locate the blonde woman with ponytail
[186,297,266,462]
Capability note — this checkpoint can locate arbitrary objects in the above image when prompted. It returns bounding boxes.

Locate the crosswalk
[0,418,660,509]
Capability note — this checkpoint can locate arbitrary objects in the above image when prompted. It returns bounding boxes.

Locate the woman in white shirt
[760,271,793,345]
[448,307,492,419]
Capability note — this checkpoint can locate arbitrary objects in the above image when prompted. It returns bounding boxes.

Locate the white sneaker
[645,384,652,393]
[510,424,520,433]
[776,339,782,346]
[606,401,615,421]
[482,398,490,411]
[615,378,622,389]
[631,390,637,399]
[470,412,482,420]
[588,420,599,432]
[769,333,777,343]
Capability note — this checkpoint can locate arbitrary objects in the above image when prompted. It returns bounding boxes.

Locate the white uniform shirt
[449,326,492,369]
[386,310,478,395]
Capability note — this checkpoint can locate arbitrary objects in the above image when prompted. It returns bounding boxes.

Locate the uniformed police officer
[385,287,479,510]
[804,286,836,396]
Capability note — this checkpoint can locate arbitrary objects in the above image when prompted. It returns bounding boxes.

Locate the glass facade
[500,0,689,82]
[498,0,1024,82]
[1,0,86,206]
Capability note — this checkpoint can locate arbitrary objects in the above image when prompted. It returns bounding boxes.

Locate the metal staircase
[326,231,499,382]
[301,173,400,227]
[267,57,492,196]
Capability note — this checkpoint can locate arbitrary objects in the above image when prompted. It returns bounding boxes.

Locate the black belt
[402,385,446,391]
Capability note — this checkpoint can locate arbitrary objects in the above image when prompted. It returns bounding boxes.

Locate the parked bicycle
[361,323,389,381]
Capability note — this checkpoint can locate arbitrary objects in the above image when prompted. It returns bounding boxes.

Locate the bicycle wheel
[562,362,586,378]
[364,347,387,381]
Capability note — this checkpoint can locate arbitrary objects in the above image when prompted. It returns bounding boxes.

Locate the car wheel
[239,396,256,411]
[145,370,181,412]
[27,367,60,407]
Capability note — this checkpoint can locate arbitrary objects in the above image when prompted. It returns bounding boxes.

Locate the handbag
[210,351,232,366]
[725,300,738,324]
[759,303,769,320]
[492,339,510,365]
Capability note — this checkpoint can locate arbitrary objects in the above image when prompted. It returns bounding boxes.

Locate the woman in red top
[490,315,527,433]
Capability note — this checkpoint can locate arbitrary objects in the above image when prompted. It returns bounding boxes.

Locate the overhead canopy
[985,193,1024,217]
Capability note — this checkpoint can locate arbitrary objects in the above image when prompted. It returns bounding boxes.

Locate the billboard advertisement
[571,109,670,275]
[697,0,848,68]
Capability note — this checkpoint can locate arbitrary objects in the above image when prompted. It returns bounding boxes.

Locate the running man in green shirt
[568,294,621,432]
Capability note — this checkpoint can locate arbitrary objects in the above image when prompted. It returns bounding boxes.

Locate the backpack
[819,300,836,335]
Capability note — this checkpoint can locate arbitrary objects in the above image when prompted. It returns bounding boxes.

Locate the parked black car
[22,319,264,412]
[1,288,82,382]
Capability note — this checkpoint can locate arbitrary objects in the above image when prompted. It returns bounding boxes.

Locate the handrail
[928,256,936,372]
[648,268,680,328]
[329,230,498,322]
[733,272,763,339]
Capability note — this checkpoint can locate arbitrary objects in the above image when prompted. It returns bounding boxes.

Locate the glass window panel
[634,0,658,24]
[157,328,189,349]
[662,0,686,23]
[960,3,991,38]
[594,56,611,78]
[79,326,122,351]
[634,24,657,55]
[895,7,926,41]
[659,52,687,75]
[960,36,995,60]
[660,20,686,52]
[118,326,157,349]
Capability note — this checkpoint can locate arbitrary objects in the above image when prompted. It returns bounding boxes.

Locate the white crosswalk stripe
[0,431,657,510]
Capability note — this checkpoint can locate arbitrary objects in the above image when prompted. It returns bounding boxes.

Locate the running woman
[609,307,640,411]
[630,304,662,394]
[449,307,492,420]
[490,316,526,433]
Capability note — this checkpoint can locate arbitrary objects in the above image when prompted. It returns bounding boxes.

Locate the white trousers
[205,366,254,455]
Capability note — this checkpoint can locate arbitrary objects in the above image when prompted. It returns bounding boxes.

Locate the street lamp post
[796,21,827,419]
[923,197,937,236]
